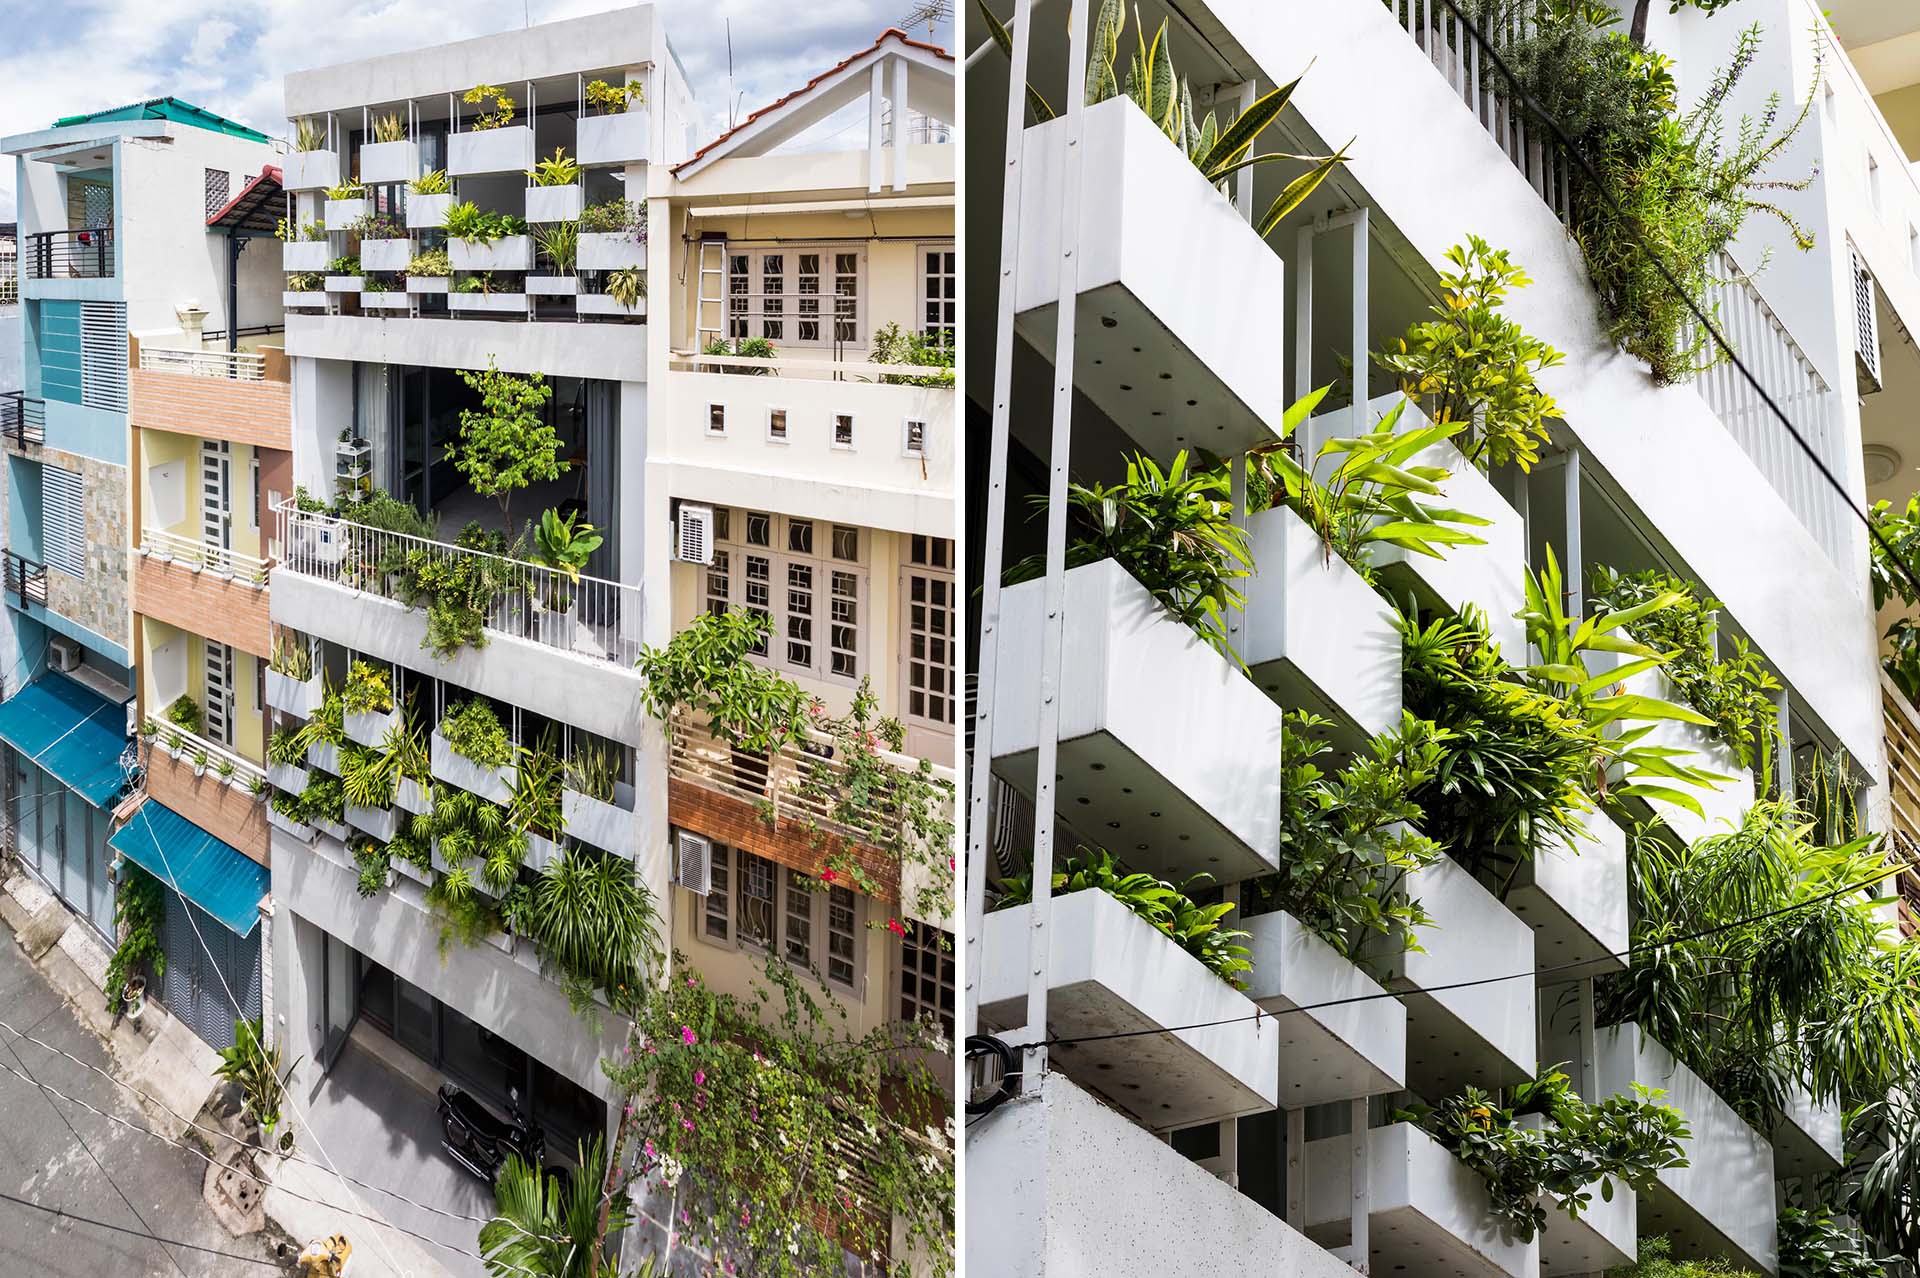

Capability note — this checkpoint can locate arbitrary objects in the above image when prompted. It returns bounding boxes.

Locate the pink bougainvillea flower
[948,856,955,870]
[821,868,836,883]
[886,918,906,938]
[694,1069,706,1087]
[681,1026,698,1045]
[682,1118,695,1131]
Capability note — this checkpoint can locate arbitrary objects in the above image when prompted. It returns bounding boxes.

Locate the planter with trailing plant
[266,760,309,797]
[429,734,517,802]
[978,886,1279,1129]
[1595,1023,1778,1273]
[1239,908,1406,1106]
[577,78,648,165]
[1301,1122,1540,1278]
[1361,852,1536,1096]
[281,240,331,272]
[341,663,398,748]
[306,740,341,777]
[1242,502,1402,745]
[392,852,430,886]
[992,558,1285,881]
[523,830,561,873]
[431,701,518,805]
[1502,805,1630,977]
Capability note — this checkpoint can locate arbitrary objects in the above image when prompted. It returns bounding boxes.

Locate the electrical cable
[0,1189,282,1269]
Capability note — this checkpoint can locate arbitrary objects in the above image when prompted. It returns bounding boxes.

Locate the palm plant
[428,786,526,893]
[526,148,580,187]
[523,848,663,1004]
[478,1138,630,1278]
[372,113,406,144]
[532,220,578,274]
[605,267,645,307]
[339,744,399,810]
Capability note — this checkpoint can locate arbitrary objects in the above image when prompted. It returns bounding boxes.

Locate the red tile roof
[206,165,284,229]
[675,28,952,173]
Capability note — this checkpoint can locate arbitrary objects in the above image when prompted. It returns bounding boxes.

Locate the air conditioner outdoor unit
[674,829,713,895]
[676,504,715,566]
[48,636,82,672]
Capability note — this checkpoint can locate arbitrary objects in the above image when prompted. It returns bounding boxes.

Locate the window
[248,455,260,531]
[899,922,955,1036]
[703,549,731,618]
[829,571,859,678]
[904,537,955,733]
[784,561,814,667]
[204,168,230,220]
[704,843,732,941]
[737,850,777,948]
[41,464,85,577]
[708,403,726,435]
[728,246,863,347]
[690,841,861,989]
[827,886,857,987]
[713,509,866,682]
[767,406,788,442]
[903,418,927,457]
[830,526,859,562]
[921,244,955,347]
[79,303,128,413]
[833,414,855,449]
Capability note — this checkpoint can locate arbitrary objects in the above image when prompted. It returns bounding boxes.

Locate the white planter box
[324,275,363,293]
[307,742,341,775]
[1507,805,1629,975]
[525,832,561,873]
[526,275,580,296]
[1597,1024,1776,1274]
[578,234,645,270]
[393,855,430,886]
[449,125,534,175]
[562,782,634,854]
[1772,1087,1844,1179]
[344,706,399,749]
[450,235,531,272]
[324,198,368,231]
[992,559,1285,882]
[1305,1123,1539,1278]
[267,762,311,794]
[359,139,419,186]
[1539,1176,1637,1276]
[268,807,317,844]
[284,290,328,308]
[361,292,410,311]
[525,185,583,222]
[281,240,331,272]
[1364,852,1536,1095]
[979,889,1279,1128]
[266,670,323,717]
[1016,97,1288,457]
[406,276,451,295]
[577,109,649,166]
[576,293,645,318]
[395,776,432,816]
[1241,909,1404,1105]
[359,238,411,271]
[431,729,517,804]
[314,817,350,843]
[406,193,453,229]
[449,291,528,314]
[1243,503,1401,744]
[283,150,339,191]
[346,804,399,843]
[1591,658,1755,846]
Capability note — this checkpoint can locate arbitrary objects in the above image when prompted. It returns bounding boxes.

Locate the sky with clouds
[0,0,952,220]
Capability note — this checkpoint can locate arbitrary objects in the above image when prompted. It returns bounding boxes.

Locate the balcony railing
[0,392,45,448]
[4,551,47,609]
[273,502,643,668]
[143,719,268,794]
[669,349,955,386]
[26,227,113,280]
[138,345,266,382]
[138,526,270,587]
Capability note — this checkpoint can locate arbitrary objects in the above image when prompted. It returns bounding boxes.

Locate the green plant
[1401,1069,1688,1241]
[269,635,314,681]
[340,661,394,717]
[702,335,775,372]
[999,848,1251,985]
[440,698,514,769]
[410,169,451,195]
[1868,494,1920,702]
[577,198,641,236]
[1246,390,1492,580]
[480,1137,632,1278]
[1606,1237,1757,1277]
[530,509,601,593]
[339,743,398,811]
[584,78,645,115]
[444,201,527,245]
[351,836,392,897]
[386,720,431,787]
[532,220,578,273]
[323,177,365,201]
[212,1017,298,1140]
[1844,1091,1920,1262]
[869,320,954,387]
[463,83,516,131]
[508,737,565,842]
[218,757,236,780]
[298,775,346,827]
[564,741,618,803]
[191,747,209,771]
[1004,449,1251,664]
[526,148,580,187]
[285,273,325,292]
[362,277,391,294]
[326,254,361,275]
[635,610,814,755]
[604,267,644,308]
[428,783,526,893]
[165,695,201,734]
[450,360,560,524]
[1589,566,1780,779]
[346,211,405,240]
[294,118,326,152]
[1243,712,1445,959]
[401,523,514,657]
[405,246,451,278]
[1777,1203,1884,1278]
[267,728,305,769]
[103,861,165,1004]
[426,865,502,953]
[372,113,405,144]
[523,848,662,1003]
[1375,237,1564,472]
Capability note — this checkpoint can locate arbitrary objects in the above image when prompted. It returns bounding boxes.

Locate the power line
[0,1189,281,1269]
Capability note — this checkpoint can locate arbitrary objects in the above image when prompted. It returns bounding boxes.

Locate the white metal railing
[143,718,268,793]
[139,526,271,587]
[138,345,266,382]
[274,501,644,668]
[669,350,955,386]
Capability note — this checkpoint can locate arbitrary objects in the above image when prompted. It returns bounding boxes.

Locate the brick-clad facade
[129,367,292,451]
[142,742,270,867]
[134,556,272,658]
[668,775,901,903]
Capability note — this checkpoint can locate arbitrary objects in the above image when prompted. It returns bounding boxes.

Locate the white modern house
[964,0,1915,1274]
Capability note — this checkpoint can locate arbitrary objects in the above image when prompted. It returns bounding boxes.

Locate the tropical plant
[531,509,602,602]
[584,78,645,115]
[1868,493,1920,701]
[479,1138,632,1278]
[294,118,326,152]
[326,254,361,275]
[1401,1068,1689,1241]
[346,211,405,241]
[526,148,580,187]
[563,741,618,803]
[507,737,565,841]
[701,335,774,372]
[165,695,202,734]
[463,83,516,131]
[212,1017,299,1141]
[444,201,527,245]
[523,848,662,1005]
[340,661,393,717]
[103,862,165,1005]
[440,698,515,769]
[1844,1091,1920,1262]
[1776,1202,1884,1278]
[351,836,392,897]
[385,719,432,788]
[998,847,1252,985]
[604,267,645,308]
[409,168,451,196]
[339,744,399,811]
[1605,1237,1757,1277]
[1246,390,1491,580]
[532,220,578,273]
[450,360,560,524]
[268,727,306,769]
[577,198,642,236]
[285,273,325,292]
[218,757,236,780]
[400,522,514,657]
[426,865,501,954]
[1003,449,1250,663]
[869,320,954,387]
[1375,237,1564,472]
[404,246,452,278]
[372,113,406,144]
[1242,711,1445,959]
[323,178,365,201]
[636,609,814,755]
[427,784,526,894]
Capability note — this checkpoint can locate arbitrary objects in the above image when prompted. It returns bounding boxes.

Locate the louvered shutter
[41,465,85,577]
[80,302,128,412]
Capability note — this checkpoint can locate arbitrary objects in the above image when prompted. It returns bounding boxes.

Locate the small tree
[450,359,560,526]
[635,609,813,754]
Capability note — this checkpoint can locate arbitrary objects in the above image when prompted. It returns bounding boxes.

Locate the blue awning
[108,800,268,938]
[0,673,129,808]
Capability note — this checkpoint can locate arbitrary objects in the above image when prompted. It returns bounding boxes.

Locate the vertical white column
[890,55,910,193]
[868,61,886,194]
[1776,686,1793,803]
[1564,444,1583,618]
[1350,207,1369,441]
[1347,1097,1370,1270]
[1233,80,1258,223]
[1285,1109,1306,1227]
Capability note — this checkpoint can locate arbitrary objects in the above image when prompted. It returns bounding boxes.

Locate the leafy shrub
[440,698,514,769]
[340,661,393,717]
[285,273,325,292]
[352,837,392,898]
[323,178,365,201]
[104,861,165,998]
[584,78,644,114]
[444,201,527,245]
[523,848,663,1004]
[346,211,405,240]
[165,695,202,734]
[635,609,813,754]
[526,148,580,187]
[577,198,642,237]
[463,83,515,131]
[1606,1236,1757,1277]
[409,169,451,195]
[1776,1204,1884,1278]
[404,247,451,278]
[869,321,954,387]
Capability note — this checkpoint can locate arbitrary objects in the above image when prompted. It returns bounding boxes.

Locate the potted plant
[405,245,453,294]
[529,508,602,644]
[284,117,339,190]
[523,148,583,222]
[578,198,646,270]
[218,756,237,786]
[361,112,419,185]
[340,660,398,746]
[122,975,147,1024]
[583,265,645,318]
[407,169,455,229]
[324,255,363,293]
[431,698,519,803]
[323,177,368,231]
[352,210,411,272]
[450,84,533,175]
[578,76,648,166]
[562,740,634,853]
[445,201,532,272]
[529,221,580,296]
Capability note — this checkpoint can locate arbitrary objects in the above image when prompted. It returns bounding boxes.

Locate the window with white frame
[727,247,864,347]
[709,510,866,683]
[708,403,726,435]
[903,418,927,457]
[903,535,955,733]
[833,413,855,449]
[899,922,954,1036]
[921,243,955,347]
[695,842,862,990]
[767,406,789,442]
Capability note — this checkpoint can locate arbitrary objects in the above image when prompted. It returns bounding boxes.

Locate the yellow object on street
[294,1233,353,1277]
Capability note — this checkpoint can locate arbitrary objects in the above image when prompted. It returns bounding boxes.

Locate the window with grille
[737,850,777,948]
[704,843,731,940]
[710,509,866,683]
[41,464,85,577]
[785,562,814,667]
[689,839,860,989]
[827,886,858,987]
[727,246,863,347]
[205,169,230,219]
[921,244,955,347]
[904,537,955,732]
[784,874,814,967]
[899,922,954,1035]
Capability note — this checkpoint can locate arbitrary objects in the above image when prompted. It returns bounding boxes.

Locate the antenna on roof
[898,0,950,41]
[725,19,736,129]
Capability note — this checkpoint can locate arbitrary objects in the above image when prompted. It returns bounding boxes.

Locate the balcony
[4,550,48,610]
[134,528,273,660]
[130,342,291,452]
[25,226,113,280]
[0,391,46,448]
[139,726,268,861]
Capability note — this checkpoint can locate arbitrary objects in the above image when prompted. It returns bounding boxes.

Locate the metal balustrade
[25,226,113,279]
[4,551,47,609]
[0,391,45,448]
[668,349,955,385]
[138,526,271,586]
[138,345,267,382]
[143,718,268,794]
[273,501,644,667]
